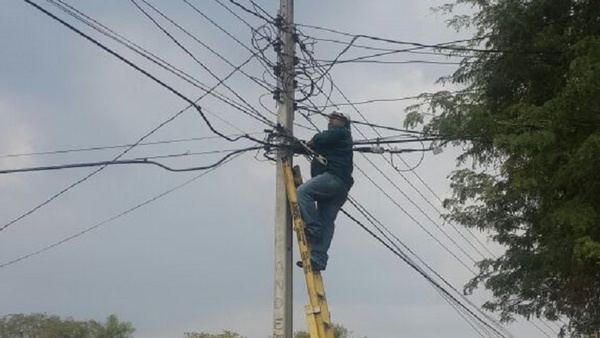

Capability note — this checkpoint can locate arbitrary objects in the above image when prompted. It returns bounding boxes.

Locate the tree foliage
[184,324,364,338]
[96,314,135,338]
[405,0,600,335]
[183,330,245,338]
[0,313,134,338]
[294,323,364,338]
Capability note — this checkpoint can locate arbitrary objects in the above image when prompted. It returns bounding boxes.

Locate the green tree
[183,330,245,338]
[0,313,100,338]
[294,331,309,338]
[96,314,135,338]
[294,323,364,338]
[0,313,134,338]
[405,0,600,335]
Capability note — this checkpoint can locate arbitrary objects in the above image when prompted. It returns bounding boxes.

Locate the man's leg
[297,174,330,243]
[298,173,348,270]
[311,188,348,270]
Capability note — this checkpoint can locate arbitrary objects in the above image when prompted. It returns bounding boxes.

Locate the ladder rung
[304,304,322,315]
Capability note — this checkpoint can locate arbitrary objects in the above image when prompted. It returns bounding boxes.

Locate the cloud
[0,94,38,171]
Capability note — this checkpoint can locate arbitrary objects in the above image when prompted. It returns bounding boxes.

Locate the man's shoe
[296,260,325,271]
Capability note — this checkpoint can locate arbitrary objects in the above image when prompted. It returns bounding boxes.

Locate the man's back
[310,125,354,189]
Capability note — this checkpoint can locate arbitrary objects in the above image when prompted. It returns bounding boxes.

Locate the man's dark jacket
[309,126,354,189]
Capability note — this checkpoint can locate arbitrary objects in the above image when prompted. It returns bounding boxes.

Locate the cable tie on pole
[273,39,282,53]
[272,89,282,102]
[274,15,284,28]
[273,64,282,77]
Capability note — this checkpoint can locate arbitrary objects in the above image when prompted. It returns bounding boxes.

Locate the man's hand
[291,139,308,154]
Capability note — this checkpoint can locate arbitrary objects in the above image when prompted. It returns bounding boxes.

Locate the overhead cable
[0,152,244,270]
[48,0,275,126]
[0,146,262,175]
[5,0,269,234]
[340,208,511,338]
[0,133,262,159]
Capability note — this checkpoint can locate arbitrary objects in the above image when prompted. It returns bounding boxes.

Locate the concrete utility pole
[273,0,295,337]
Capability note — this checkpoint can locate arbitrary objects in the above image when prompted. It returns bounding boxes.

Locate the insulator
[371,146,385,154]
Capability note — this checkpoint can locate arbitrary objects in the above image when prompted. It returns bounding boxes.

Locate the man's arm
[291,139,310,154]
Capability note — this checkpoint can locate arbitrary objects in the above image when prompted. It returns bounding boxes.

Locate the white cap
[329,110,350,123]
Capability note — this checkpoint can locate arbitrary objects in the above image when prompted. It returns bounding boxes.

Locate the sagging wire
[0,146,265,175]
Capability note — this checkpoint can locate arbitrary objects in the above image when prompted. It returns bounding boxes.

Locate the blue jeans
[297,172,349,270]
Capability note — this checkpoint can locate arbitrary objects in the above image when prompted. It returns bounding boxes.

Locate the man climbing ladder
[281,110,354,338]
[294,110,354,271]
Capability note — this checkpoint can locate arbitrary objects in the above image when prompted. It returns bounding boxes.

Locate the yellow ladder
[281,159,335,338]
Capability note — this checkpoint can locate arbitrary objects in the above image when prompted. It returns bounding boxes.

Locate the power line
[296,39,498,259]
[130,0,324,135]
[333,78,498,258]
[0,146,262,175]
[130,0,274,125]
[226,0,274,24]
[48,0,217,90]
[346,196,512,338]
[291,110,471,272]
[339,207,511,338]
[295,32,474,86]
[0,102,194,234]
[296,29,560,336]
[0,152,244,270]
[300,34,474,58]
[210,0,256,30]
[26,0,271,141]
[305,90,471,108]
[297,105,428,135]
[296,22,562,71]
[47,0,276,126]
[361,152,487,261]
[300,160,502,334]
[180,0,314,134]
[134,0,274,92]
[353,164,476,274]
[139,148,250,160]
[183,0,263,58]
[293,50,487,271]
[290,107,479,273]
[184,0,277,79]
[300,36,472,65]
[0,133,262,159]
[247,0,274,22]
[318,59,463,66]
[292,50,516,338]
[295,23,501,53]
[5,0,269,235]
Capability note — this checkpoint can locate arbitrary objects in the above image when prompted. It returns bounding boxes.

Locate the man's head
[328,110,350,129]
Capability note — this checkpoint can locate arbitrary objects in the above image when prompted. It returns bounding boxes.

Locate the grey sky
[1,1,554,338]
